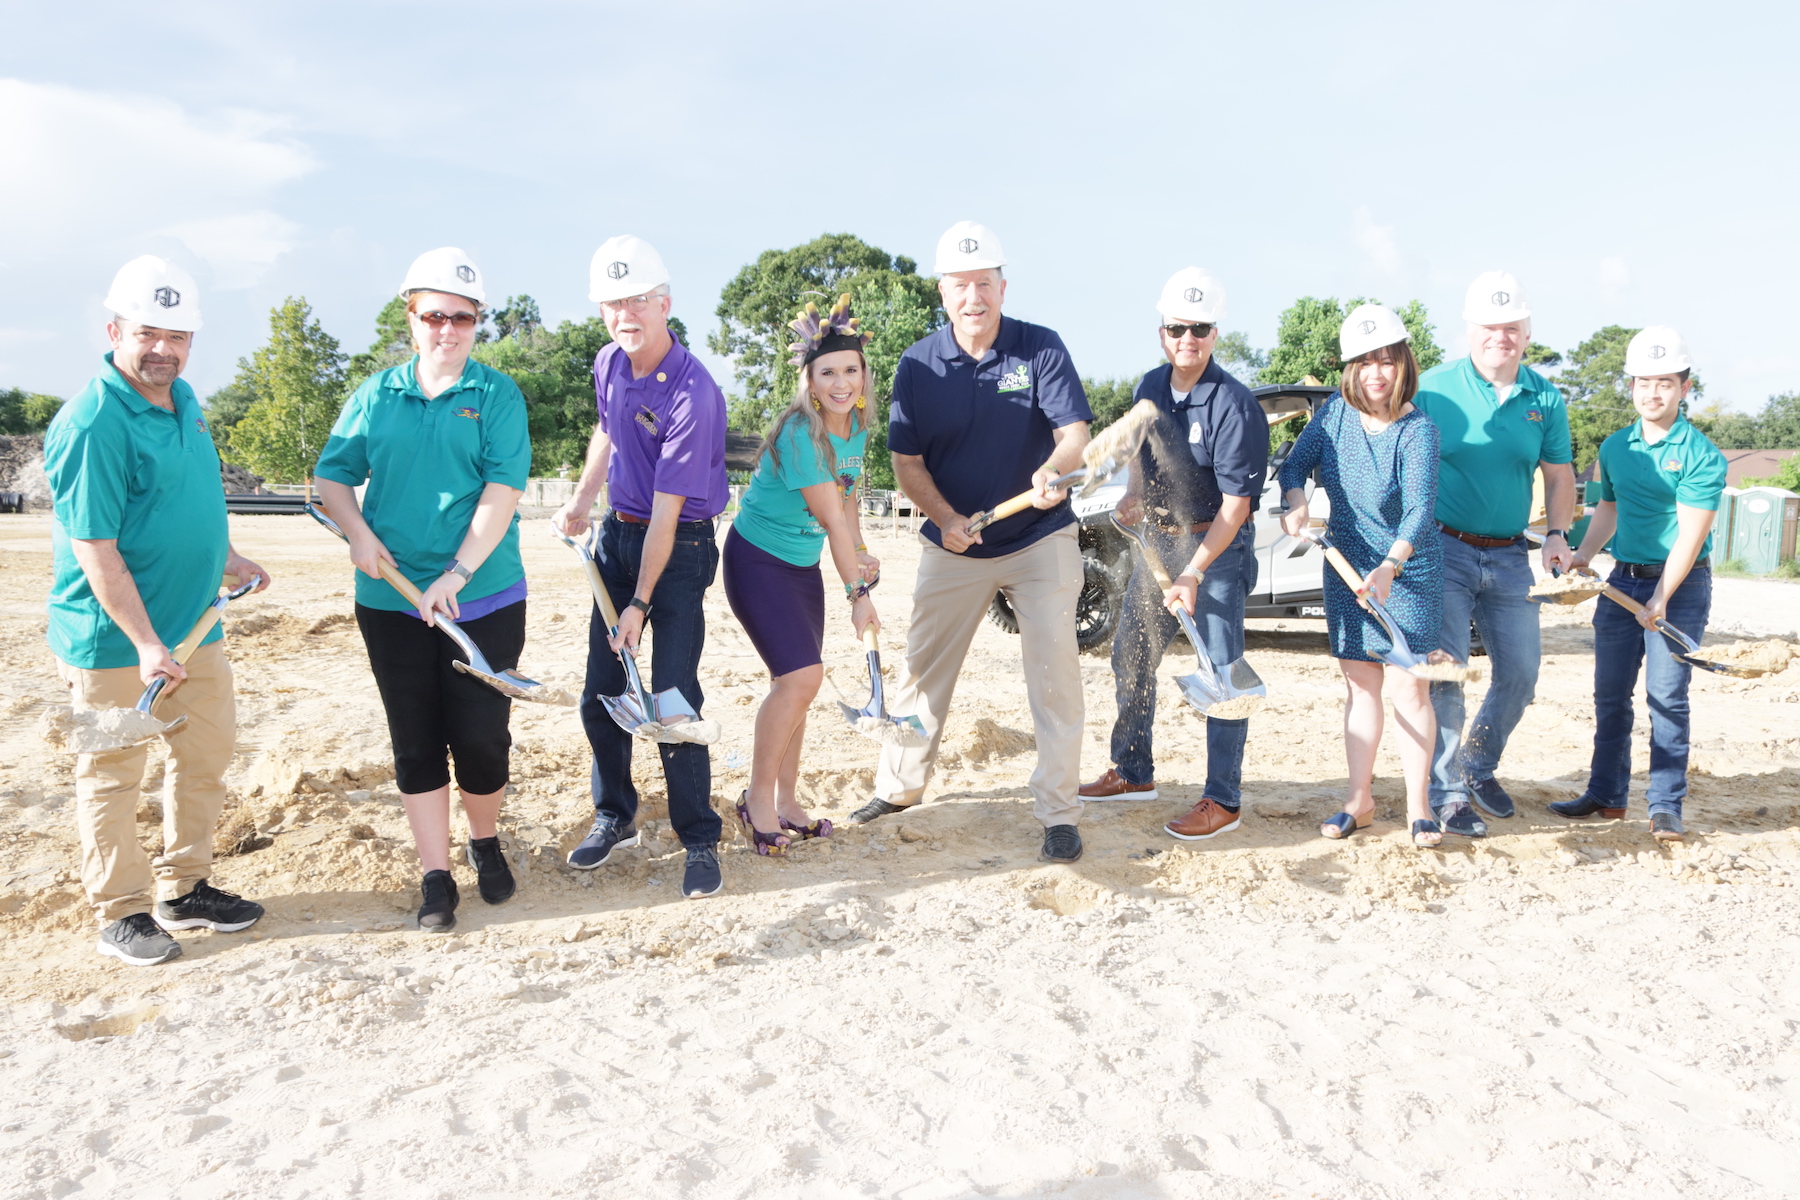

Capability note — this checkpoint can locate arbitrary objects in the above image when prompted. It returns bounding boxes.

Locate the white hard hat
[589,235,670,303]
[400,247,486,305]
[104,255,204,332]
[934,221,1006,275]
[1463,270,1531,324]
[1625,325,1693,377]
[1339,303,1411,362]
[1156,267,1226,323]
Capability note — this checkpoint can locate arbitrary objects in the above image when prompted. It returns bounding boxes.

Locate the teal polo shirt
[733,420,869,566]
[1414,357,1572,539]
[1594,417,1726,565]
[315,358,531,613]
[43,353,229,669]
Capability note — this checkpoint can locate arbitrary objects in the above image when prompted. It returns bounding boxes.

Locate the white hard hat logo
[153,286,180,309]
[1183,288,1204,304]
[1359,320,1377,335]
[607,261,629,280]
[958,238,978,254]
[1650,344,1667,359]
[1491,291,1511,306]
[456,265,476,283]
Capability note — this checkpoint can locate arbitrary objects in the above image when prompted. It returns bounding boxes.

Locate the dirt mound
[0,434,49,509]
[220,460,264,491]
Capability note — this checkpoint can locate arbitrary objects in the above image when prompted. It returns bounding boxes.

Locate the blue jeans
[1587,566,1711,817]
[1429,533,1540,807]
[579,514,723,849]
[1108,526,1257,808]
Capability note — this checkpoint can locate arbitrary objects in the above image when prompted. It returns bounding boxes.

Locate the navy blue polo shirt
[888,317,1093,558]
[1133,358,1269,527]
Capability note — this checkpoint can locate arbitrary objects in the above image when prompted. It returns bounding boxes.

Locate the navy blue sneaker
[1469,778,1516,820]
[568,815,638,870]
[154,879,264,932]
[683,845,723,898]
[1435,800,1489,839]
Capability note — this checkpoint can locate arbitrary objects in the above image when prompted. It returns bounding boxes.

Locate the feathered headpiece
[788,293,872,367]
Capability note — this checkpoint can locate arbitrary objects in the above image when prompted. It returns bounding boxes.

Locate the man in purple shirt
[553,235,729,898]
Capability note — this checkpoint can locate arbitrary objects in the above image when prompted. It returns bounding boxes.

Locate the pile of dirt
[220,460,264,492]
[0,434,49,509]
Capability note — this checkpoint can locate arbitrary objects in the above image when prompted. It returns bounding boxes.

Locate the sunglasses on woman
[416,310,480,328]
[1162,322,1215,340]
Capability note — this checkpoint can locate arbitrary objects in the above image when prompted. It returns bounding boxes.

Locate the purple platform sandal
[735,792,790,857]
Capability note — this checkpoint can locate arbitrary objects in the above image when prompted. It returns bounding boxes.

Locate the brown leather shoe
[1165,797,1242,841]
[1078,767,1158,801]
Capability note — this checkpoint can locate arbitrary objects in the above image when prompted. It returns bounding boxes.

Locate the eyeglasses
[601,293,662,312]
[1162,323,1215,340]
[415,310,480,328]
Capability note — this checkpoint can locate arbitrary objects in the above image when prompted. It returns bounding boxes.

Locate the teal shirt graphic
[43,354,229,669]
[732,419,868,567]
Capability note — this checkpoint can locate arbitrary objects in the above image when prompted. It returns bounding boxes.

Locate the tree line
[4,235,1798,491]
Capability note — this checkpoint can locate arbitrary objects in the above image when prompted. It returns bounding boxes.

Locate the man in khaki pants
[43,257,270,966]
[848,222,1093,862]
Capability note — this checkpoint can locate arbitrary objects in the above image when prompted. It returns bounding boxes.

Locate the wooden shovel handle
[169,608,223,664]
[862,623,880,653]
[1322,545,1370,595]
[967,490,1037,533]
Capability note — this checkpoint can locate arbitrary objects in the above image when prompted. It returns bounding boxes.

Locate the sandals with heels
[779,815,833,841]
[1411,818,1443,848]
[735,792,791,857]
[1320,808,1373,840]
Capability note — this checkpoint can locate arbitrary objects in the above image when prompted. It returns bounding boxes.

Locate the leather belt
[1437,521,1520,549]
[610,511,713,529]
[1151,520,1213,534]
[1617,559,1710,579]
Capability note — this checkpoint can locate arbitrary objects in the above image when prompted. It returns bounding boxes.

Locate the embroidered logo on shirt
[1525,409,1543,422]
[195,417,207,433]
[1664,458,1682,471]
[455,407,480,420]
[996,364,1031,393]
[635,406,659,435]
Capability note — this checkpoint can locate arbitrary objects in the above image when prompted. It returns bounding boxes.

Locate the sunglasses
[1162,323,1215,340]
[416,310,480,328]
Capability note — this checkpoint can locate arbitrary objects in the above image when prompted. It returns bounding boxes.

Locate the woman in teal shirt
[723,295,880,854]
[314,247,531,932]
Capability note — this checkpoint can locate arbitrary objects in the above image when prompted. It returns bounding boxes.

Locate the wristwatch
[443,559,472,581]
[1545,528,1568,541]
[627,597,651,617]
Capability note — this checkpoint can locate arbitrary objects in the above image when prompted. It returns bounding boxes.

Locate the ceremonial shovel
[835,623,927,747]
[552,526,719,744]
[1110,513,1267,718]
[1298,527,1482,682]
[966,399,1162,533]
[54,574,262,753]
[308,503,574,706]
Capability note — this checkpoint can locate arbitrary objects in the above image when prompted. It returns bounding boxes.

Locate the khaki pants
[57,641,236,923]
[876,524,1084,826]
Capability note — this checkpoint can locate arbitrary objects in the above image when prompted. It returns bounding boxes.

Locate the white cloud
[1352,206,1401,276]
[1599,256,1631,297]
[158,211,302,289]
[0,78,314,271]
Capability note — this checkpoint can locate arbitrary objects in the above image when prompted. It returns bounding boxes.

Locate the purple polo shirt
[594,339,729,521]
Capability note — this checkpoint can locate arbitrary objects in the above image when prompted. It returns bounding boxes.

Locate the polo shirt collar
[1458,355,1547,402]
[1627,416,1692,448]
[100,352,191,415]
[395,356,481,401]
[1176,357,1230,409]
[614,337,691,390]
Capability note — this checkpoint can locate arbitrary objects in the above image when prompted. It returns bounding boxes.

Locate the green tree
[0,387,63,433]
[1524,342,1563,368]
[1083,377,1143,430]
[1742,453,1800,491]
[1260,296,1443,386]
[202,378,260,455]
[1215,331,1268,387]
[1697,391,1800,449]
[227,297,349,483]
[489,295,543,342]
[346,297,412,385]
[1557,326,1639,470]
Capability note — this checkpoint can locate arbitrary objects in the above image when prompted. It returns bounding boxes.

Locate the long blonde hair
[758,350,871,482]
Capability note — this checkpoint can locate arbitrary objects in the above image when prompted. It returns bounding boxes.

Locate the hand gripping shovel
[1110,512,1267,718]
[1299,528,1482,682]
[551,525,719,744]
[966,399,1162,533]
[51,574,262,754]
[836,623,927,747]
[308,503,574,706]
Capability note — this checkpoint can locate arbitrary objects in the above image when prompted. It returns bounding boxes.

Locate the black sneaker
[418,869,459,932]
[1435,800,1489,839]
[1652,812,1685,842]
[1040,824,1083,863]
[683,845,723,898]
[468,837,516,904]
[154,879,264,932]
[568,814,639,869]
[97,912,183,966]
[1469,778,1516,820]
[848,798,912,825]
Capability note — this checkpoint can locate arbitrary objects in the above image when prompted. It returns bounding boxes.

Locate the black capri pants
[355,600,525,795]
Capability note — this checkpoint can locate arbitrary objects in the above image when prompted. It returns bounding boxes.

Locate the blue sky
[3,0,1796,412]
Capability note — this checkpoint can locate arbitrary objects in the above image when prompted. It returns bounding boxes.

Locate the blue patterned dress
[1278,396,1442,663]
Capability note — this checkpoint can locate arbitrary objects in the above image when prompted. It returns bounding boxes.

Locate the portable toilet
[1716,486,1744,562]
[1730,487,1800,574]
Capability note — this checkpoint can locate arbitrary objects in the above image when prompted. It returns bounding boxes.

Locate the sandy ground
[1,511,1799,1200]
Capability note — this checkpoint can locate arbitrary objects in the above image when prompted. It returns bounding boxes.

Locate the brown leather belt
[1151,520,1213,534]
[1437,521,1519,549]
[610,511,712,529]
